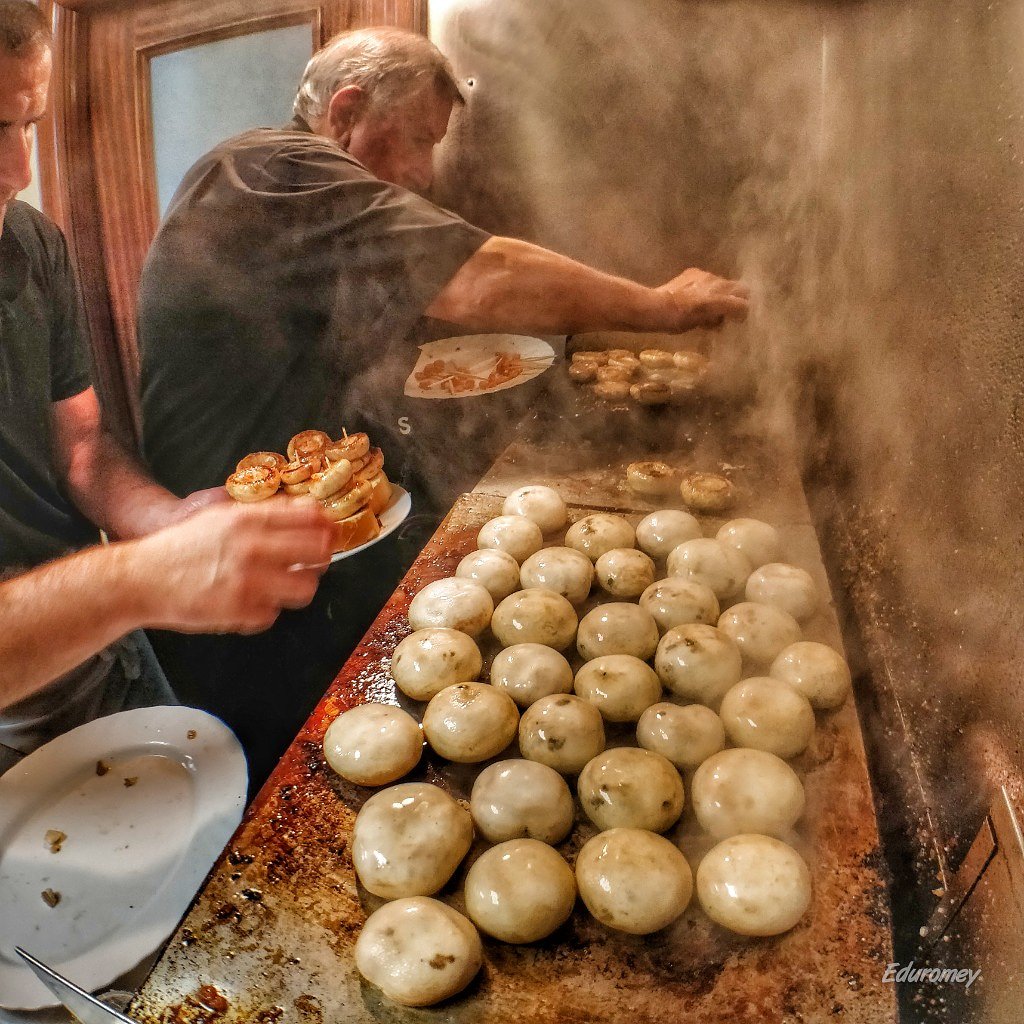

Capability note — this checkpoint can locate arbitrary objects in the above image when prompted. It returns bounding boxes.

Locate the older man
[0,1,334,774]
[138,26,748,502]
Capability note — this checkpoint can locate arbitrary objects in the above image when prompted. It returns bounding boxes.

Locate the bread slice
[366,471,393,515]
[330,506,381,553]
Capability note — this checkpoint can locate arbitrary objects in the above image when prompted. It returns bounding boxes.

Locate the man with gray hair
[139,25,748,501]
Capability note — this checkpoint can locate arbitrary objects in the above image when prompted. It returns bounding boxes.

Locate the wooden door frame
[45,0,427,445]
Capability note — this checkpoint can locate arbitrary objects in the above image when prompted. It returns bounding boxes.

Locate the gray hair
[0,0,50,56]
[293,26,462,127]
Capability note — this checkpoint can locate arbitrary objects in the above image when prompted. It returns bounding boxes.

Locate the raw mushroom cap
[323,703,423,786]
[575,827,693,934]
[490,643,574,707]
[696,834,812,936]
[355,897,482,1007]
[464,838,577,943]
[390,627,483,701]
[502,485,568,534]
[719,676,816,759]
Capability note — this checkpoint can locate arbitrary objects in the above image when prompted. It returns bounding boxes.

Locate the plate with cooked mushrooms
[0,707,246,1010]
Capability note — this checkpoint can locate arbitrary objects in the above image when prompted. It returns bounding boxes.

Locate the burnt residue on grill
[132,489,893,1023]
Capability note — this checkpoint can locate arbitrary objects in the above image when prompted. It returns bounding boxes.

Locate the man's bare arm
[425,237,749,334]
[0,501,333,710]
[51,388,226,541]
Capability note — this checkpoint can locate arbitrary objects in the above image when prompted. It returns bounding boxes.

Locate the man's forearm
[426,237,674,334]
[0,544,153,709]
[64,425,181,540]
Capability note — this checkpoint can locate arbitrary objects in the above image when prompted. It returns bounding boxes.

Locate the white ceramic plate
[0,707,246,1010]
[329,484,411,564]
[403,335,555,399]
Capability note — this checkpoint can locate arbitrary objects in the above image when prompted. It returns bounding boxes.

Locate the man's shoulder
[5,201,67,259]
[161,126,378,222]
[213,124,365,170]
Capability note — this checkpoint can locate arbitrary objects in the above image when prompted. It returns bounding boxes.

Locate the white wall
[21,137,42,210]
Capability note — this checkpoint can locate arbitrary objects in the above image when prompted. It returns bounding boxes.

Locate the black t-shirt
[0,201,96,570]
[138,120,491,498]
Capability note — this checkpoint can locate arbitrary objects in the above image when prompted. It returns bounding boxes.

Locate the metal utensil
[14,948,139,1024]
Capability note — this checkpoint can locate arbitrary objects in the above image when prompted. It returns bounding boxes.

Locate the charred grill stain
[208,902,241,929]
[197,986,229,1014]
[293,994,322,1021]
[253,1010,284,1023]
[241,888,264,902]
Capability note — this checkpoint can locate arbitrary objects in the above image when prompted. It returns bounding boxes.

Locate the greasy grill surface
[132,487,894,1024]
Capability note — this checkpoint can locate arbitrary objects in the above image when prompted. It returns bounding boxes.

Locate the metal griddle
[130,428,895,1024]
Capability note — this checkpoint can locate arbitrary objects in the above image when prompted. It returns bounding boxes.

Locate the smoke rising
[428,0,1024,902]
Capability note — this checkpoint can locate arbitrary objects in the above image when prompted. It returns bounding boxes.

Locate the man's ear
[325,85,366,146]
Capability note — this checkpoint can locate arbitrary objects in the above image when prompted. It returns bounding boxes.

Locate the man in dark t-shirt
[0,201,97,567]
[139,120,489,501]
[139,28,748,505]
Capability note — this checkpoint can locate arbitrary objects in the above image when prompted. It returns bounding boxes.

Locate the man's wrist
[108,535,171,629]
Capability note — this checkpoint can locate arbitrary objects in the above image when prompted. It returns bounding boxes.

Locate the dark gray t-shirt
[138,121,491,497]
[0,201,97,569]
[0,203,171,763]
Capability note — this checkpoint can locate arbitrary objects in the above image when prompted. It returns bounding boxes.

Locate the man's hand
[171,485,232,523]
[139,500,335,634]
[657,268,750,331]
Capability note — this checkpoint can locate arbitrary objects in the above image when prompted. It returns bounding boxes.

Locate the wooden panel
[47,0,425,446]
[35,0,64,229]
[50,6,139,443]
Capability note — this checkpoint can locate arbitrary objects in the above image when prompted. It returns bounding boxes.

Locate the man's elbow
[425,241,515,327]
